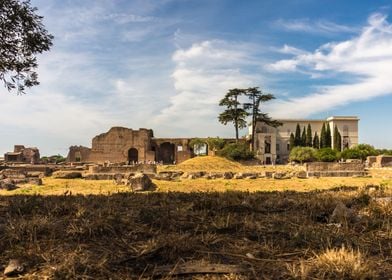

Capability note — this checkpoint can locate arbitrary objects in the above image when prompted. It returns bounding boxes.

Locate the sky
[1,0,392,156]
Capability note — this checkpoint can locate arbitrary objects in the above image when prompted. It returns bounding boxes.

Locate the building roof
[326,116,359,121]
[275,116,359,122]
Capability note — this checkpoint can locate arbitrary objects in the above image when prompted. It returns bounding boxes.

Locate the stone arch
[128,148,138,163]
[159,142,175,164]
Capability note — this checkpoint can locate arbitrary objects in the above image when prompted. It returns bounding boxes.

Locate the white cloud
[279,44,308,55]
[267,13,392,118]
[152,40,261,137]
[274,18,358,34]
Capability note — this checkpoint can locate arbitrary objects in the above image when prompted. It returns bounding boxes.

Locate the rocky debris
[0,169,27,180]
[156,171,183,181]
[329,201,359,223]
[128,172,155,191]
[113,173,124,185]
[374,197,392,205]
[3,259,24,277]
[273,172,291,180]
[83,173,115,180]
[183,172,206,179]
[52,171,82,179]
[27,171,45,178]
[0,178,18,191]
[233,173,244,179]
[27,177,43,186]
[223,172,233,179]
[295,171,308,179]
[265,171,274,178]
[207,172,224,179]
[242,172,258,179]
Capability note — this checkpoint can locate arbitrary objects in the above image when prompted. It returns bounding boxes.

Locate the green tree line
[289,123,342,151]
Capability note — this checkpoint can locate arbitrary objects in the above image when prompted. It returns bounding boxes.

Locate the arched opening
[128,148,138,164]
[159,142,175,164]
[151,145,157,161]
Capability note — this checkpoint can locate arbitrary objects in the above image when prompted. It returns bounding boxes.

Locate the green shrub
[289,147,317,163]
[217,142,254,161]
[206,137,226,152]
[317,148,340,162]
[341,144,377,160]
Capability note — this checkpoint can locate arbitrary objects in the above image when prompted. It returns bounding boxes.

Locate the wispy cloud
[274,18,359,34]
[267,13,392,118]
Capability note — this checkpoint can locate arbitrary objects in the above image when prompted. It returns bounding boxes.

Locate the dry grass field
[1,187,392,279]
[0,176,390,196]
[1,157,392,279]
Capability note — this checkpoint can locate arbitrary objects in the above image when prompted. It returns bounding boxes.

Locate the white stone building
[251,116,359,164]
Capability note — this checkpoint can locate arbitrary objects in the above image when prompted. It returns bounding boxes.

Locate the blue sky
[1,0,392,156]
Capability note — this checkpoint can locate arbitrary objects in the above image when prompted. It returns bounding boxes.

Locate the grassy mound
[172,156,243,172]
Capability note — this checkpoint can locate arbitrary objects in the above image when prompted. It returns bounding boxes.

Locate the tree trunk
[251,95,256,152]
[234,95,239,143]
[235,125,239,143]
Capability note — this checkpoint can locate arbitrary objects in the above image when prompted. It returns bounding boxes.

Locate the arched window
[261,126,268,133]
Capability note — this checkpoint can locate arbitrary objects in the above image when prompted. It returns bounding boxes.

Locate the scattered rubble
[329,201,359,223]
[4,259,24,277]
[128,172,155,191]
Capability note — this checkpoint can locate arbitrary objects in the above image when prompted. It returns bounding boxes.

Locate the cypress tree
[301,126,306,147]
[289,133,295,150]
[325,124,332,148]
[294,124,301,146]
[320,123,326,148]
[313,132,320,149]
[333,126,339,151]
[306,124,312,147]
[334,126,342,151]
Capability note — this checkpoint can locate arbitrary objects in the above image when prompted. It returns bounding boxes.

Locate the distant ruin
[367,155,392,168]
[4,145,40,164]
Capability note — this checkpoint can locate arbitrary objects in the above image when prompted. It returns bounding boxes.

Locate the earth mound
[175,156,243,172]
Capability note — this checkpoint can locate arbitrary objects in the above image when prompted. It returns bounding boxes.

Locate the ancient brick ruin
[67,127,194,164]
[4,145,40,164]
[367,155,392,168]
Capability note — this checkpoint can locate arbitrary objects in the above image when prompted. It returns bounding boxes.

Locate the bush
[41,154,66,164]
[317,148,340,162]
[341,144,377,161]
[289,147,317,163]
[217,142,254,161]
[206,137,226,152]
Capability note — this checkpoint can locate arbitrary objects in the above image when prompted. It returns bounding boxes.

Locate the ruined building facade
[252,116,359,164]
[67,127,194,164]
[4,145,40,164]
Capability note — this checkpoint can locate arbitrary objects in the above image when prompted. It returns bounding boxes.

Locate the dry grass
[0,178,129,196]
[368,168,392,178]
[288,247,375,279]
[1,166,392,278]
[155,177,392,193]
[0,176,390,196]
[1,188,392,278]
